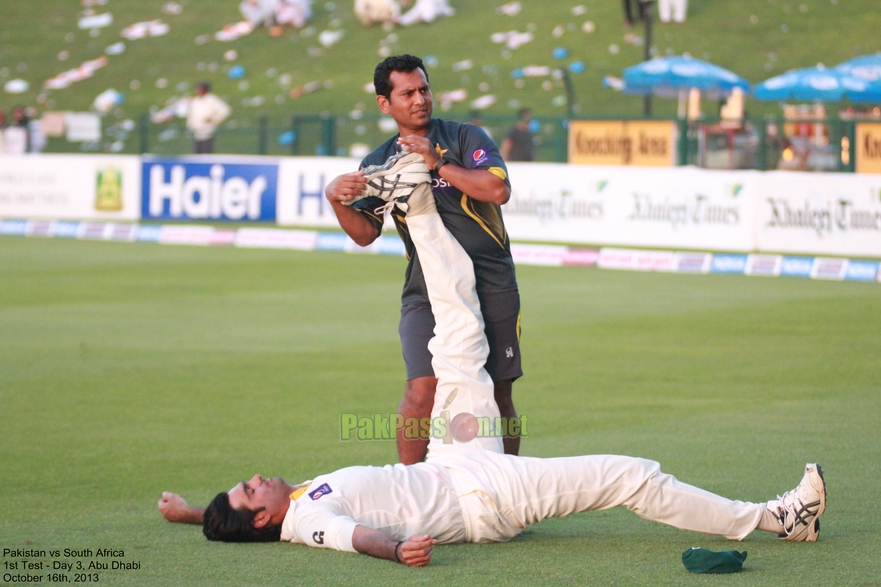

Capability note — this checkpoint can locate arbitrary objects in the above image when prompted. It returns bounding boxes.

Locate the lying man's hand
[397,535,438,567]
[158,492,204,525]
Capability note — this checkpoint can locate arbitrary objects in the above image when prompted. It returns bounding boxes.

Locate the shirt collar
[279,482,311,542]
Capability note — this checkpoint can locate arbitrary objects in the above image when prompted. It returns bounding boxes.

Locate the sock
[756,503,783,534]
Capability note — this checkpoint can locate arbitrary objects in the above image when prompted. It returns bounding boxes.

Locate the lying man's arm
[351,525,437,567]
[158,493,437,566]
[158,492,204,525]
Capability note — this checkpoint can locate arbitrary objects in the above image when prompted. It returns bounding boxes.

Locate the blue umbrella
[753,65,881,102]
[612,56,751,99]
[835,52,881,83]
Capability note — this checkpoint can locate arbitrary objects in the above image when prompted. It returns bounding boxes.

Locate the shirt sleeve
[458,124,510,185]
[290,505,359,553]
[350,196,386,231]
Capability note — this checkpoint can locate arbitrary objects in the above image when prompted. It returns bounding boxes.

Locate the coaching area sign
[142,157,278,222]
[568,120,676,167]
[856,123,881,174]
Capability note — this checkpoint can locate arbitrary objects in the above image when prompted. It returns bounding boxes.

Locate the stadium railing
[38,113,867,173]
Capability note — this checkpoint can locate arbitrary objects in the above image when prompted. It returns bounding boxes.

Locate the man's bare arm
[351,525,437,567]
[325,171,382,246]
[158,492,204,525]
[397,134,510,205]
[435,163,510,205]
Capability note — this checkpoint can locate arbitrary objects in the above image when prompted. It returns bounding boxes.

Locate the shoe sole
[362,152,424,178]
[809,464,826,541]
[793,463,826,542]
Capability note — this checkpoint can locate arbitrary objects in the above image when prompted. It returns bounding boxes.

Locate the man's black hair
[373,54,429,101]
[202,492,282,543]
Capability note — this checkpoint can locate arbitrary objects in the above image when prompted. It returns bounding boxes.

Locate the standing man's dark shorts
[399,290,522,382]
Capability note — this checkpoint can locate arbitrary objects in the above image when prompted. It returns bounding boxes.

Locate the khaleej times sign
[141,158,278,221]
[755,171,881,257]
[502,164,755,251]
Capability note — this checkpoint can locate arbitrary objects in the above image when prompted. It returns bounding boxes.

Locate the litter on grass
[44,56,108,90]
[92,88,124,114]
[121,20,169,40]
[470,94,497,110]
[318,29,344,47]
[161,2,183,15]
[4,79,29,94]
[78,13,113,29]
[496,2,521,16]
[491,30,534,50]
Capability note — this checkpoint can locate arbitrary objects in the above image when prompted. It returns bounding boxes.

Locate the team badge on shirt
[308,483,333,500]
[471,149,489,166]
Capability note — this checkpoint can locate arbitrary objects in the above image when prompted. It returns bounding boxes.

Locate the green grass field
[1,236,879,586]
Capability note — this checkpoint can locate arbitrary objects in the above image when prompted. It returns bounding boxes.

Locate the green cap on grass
[681,547,747,574]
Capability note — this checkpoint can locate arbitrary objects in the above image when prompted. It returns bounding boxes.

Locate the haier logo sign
[142,160,278,221]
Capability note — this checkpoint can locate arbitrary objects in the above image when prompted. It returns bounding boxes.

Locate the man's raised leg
[401,184,503,457]
[361,152,503,458]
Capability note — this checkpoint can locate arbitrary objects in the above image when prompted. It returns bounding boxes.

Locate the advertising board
[141,157,279,222]
[0,155,141,220]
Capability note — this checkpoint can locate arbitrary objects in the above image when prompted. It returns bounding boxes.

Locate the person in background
[658,0,687,23]
[3,105,30,155]
[500,108,534,162]
[239,0,277,27]
[186,81,231,154]
[25,106,45,154]
[0,110,6,154]
[622,0,642,28]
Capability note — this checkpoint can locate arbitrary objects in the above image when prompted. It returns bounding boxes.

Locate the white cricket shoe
[343,151,431,211]
[767,463,826,542]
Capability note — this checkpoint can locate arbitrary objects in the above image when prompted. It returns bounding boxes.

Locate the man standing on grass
[160,156,828,567]
[325,54,522,464]
[186,81,231,154]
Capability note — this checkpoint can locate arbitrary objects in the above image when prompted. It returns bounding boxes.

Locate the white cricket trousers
[441,450,764,542]
[403,184,504,456]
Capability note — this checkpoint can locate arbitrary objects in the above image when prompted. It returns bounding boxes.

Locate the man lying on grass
[159,454,826,567]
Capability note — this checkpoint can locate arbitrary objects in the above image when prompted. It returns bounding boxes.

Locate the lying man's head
[203,474,293,542]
